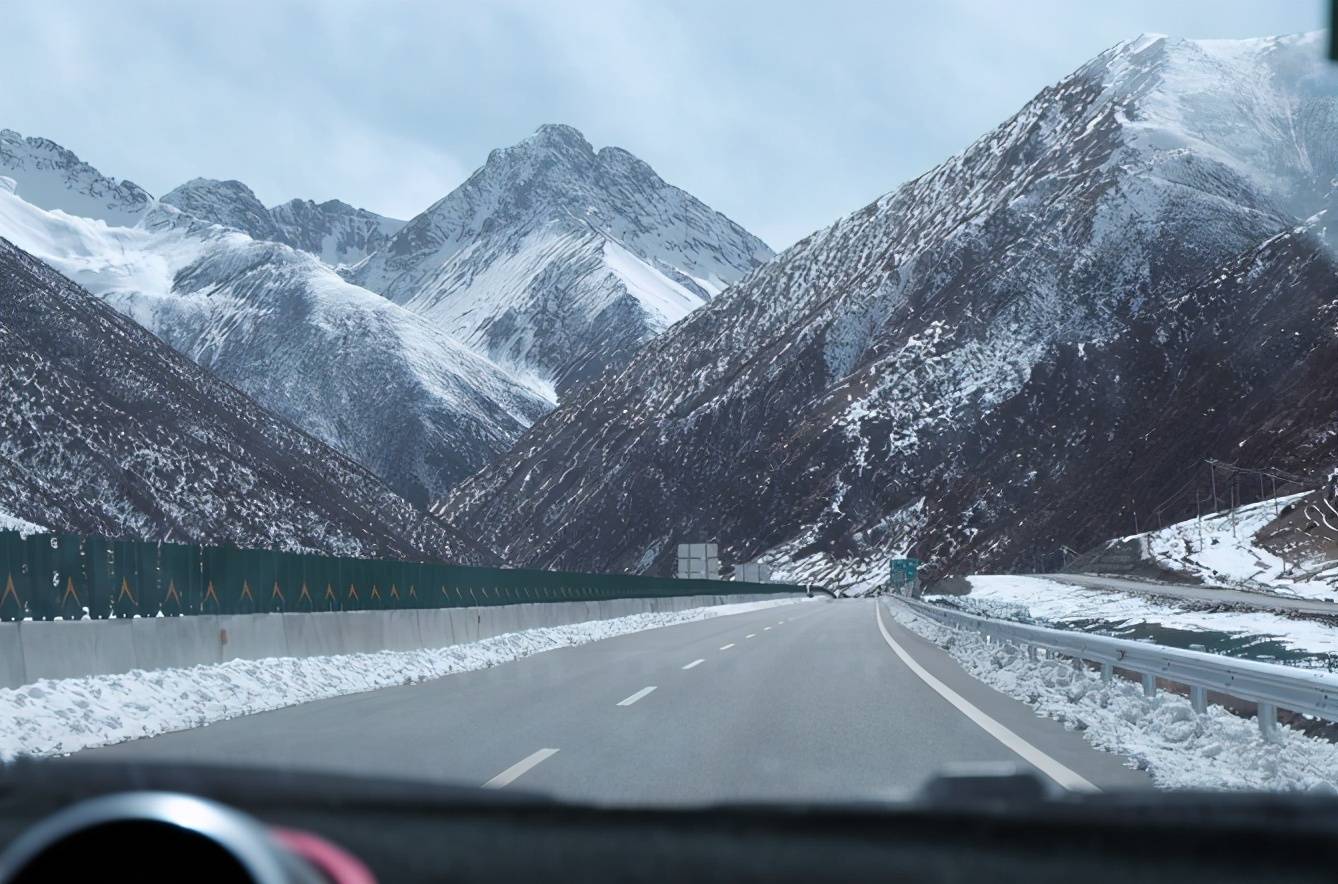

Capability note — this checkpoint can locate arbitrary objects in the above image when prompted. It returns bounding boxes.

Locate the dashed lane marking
[482,748,558,788]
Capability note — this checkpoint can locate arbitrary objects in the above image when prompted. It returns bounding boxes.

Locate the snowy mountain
[161,177,405,267]
[442,33,1338,584]
[349,124,774,397]
[0,236,492,563]
[0,134,551,507]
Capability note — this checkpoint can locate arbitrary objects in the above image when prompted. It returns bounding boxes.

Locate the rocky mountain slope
[349,124,774,397]
[161,177,405,268]
[0,236,491,562]
[442,33,1338,585]
[0,134,551,506]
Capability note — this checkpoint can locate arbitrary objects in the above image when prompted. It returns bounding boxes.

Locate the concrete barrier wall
[0,593,796,689]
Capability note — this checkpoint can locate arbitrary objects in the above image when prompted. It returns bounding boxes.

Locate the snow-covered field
[0,598,806,762]
[1128,493,1338,601]
[958,575,1338,662]
[886,600,1338,791]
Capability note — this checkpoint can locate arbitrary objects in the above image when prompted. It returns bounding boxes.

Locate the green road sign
[889,558,920,588]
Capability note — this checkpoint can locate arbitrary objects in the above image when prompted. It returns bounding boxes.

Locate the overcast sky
[1,1,1326,249]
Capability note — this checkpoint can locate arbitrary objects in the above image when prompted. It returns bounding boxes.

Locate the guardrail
[885,595,1338,740]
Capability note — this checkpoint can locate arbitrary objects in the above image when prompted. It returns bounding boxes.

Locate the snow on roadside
[0,597,807,762]
[962,575,1338,659]
[885,600,1338,791]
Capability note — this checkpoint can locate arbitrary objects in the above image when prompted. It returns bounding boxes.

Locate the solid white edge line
[720,643,735,650]
[682,659,706,670]
[482,748,559,789]
[617,685,657,706]
[874,600,1099,793]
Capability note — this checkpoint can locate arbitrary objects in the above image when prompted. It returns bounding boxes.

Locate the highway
[1048,573,1338,616]
[80,598,1148,803]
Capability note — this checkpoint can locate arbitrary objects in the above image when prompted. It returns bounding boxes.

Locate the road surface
[1048,573,1338,617]
[79,598,1148,803]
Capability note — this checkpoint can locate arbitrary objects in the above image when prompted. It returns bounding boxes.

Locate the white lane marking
[746,633,757,639]
[682,659,705,670]
[763,626,772,631]
[482,748,558,789]
[874,601,1098,793]
[617,685,657,706]
[720,643,735,650]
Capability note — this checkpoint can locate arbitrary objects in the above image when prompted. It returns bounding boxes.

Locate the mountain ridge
[0,133,553,507]
[0,234,492,563]
[440,32,1338,586]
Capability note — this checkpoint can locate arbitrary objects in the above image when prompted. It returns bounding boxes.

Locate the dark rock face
[0,237,493,564]
[442,34,1338,586]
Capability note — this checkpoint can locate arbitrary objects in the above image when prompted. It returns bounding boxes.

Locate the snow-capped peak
[350,123,775,397]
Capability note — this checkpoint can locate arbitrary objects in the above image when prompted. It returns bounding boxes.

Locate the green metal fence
[0,531,796,621]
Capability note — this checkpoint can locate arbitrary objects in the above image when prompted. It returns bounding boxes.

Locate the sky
[0,1,1327,250]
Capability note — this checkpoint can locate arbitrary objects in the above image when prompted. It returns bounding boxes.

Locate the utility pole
[1230,474,1238,537]
[1210,461,1219,513]
[1195,489,1203,551]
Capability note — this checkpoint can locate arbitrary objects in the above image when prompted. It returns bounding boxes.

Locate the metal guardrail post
[1101,662,1113,684]
[1258,703,1278,741]
[1142,673,1157,698]
[1190,686,1207,714]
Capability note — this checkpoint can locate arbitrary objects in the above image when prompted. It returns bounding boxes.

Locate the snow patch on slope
[0,507,46,537]
[1119,493,1338,601]
[601,237,704,327]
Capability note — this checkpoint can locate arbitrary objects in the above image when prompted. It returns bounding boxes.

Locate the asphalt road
[1048,573,1338,616]
[80,598,1148,803]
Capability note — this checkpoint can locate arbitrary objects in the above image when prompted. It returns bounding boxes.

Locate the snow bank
[0,597,805,761]
[886,601,1338,791]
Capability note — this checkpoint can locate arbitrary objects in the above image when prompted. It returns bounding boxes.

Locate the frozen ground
[957,575,1338,662]
[0,597,807,762]
[886,600,1338,791]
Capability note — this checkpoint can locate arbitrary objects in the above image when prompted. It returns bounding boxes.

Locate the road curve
[77,598,1148,803]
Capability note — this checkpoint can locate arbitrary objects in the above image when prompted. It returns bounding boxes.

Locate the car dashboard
[1,760,1337,883]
